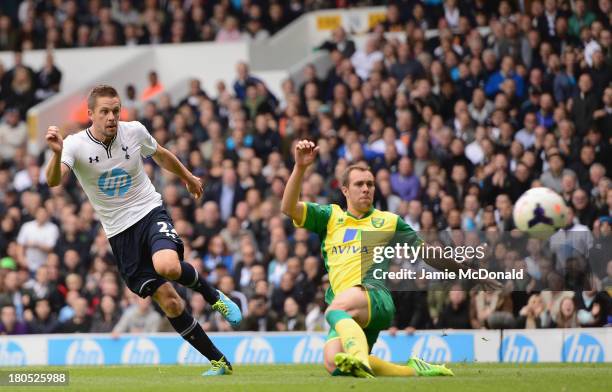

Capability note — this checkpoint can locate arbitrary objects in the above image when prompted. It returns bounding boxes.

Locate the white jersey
[61,121,162,237]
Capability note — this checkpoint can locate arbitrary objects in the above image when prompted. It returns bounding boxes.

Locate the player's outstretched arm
[45,126,69,187]
[281,139,319,225]
[152,145,203,199]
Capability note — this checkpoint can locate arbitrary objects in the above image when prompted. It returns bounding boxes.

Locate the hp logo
[66,339,104,365]
[411,335,451,363]
[563,334,604,363]
[98,168,132,196]
[293,336,325,363]
[0,341,26,366]
[235,337,274,364]
[371,338,392,361]
[502,334,538,363]
[121,338,159,364]
[177,342,210,364]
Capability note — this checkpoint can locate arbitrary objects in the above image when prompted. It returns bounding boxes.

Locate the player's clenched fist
[186,174,204,199]
[46,126,63,153]
[294,139,319,168]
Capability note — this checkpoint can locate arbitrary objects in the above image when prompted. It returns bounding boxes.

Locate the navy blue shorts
[108,205,184,298]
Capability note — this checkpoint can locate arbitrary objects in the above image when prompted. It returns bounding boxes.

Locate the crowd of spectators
[0,0,611,336]
[0,0,359,49]
[0,49,63,122]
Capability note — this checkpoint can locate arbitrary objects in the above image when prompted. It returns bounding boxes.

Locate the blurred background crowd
[0,0,611,336]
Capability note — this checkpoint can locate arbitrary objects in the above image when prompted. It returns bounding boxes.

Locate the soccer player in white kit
[45,85,240,376]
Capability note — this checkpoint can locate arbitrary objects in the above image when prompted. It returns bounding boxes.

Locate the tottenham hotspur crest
[371,217,385,228]
[121,145,130,159]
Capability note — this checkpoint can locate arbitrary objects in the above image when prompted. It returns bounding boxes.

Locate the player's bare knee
[153,251,181,280]
[160,295,184,318]
[327,301,358,318]
[323,348,338,374]
[328,288,364,311]
[159,264,181,281]
[324,359,336,374]
[327,300,349,313]
[323,339,341,374]
[153,286,184,317]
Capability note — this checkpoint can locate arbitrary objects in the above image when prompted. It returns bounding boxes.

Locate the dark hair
[34,298,50,307]
[87,84,119,110]
[341,163,372,187]
[252,294,267,303]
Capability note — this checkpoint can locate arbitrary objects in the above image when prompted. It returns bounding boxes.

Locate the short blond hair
[87,84,119,110]
[341,163,372,187]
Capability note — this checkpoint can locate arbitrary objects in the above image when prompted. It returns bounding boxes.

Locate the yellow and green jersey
[294,202,422,304]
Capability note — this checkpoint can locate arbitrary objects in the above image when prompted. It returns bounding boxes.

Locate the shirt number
[157,222,178,239]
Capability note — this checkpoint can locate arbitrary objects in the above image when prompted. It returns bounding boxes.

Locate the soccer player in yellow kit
[282,140,462,378]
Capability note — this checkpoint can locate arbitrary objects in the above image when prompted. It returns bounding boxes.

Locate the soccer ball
[513,187,568,239]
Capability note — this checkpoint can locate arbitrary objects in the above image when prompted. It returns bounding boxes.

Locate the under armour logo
[89,156,99,163]
[122,145,130,159]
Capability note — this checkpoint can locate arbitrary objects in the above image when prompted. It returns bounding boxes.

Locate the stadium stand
[0,0,610,337]
[0,0,309,50]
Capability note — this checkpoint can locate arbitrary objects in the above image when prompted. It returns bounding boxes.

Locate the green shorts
[326,286,395,351]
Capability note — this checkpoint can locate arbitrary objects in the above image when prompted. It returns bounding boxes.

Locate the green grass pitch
[4,363,611,391]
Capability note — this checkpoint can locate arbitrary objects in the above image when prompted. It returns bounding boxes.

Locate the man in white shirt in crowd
[17,207,59,274]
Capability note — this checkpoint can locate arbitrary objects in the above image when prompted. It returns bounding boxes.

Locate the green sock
[326,309,352,327]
